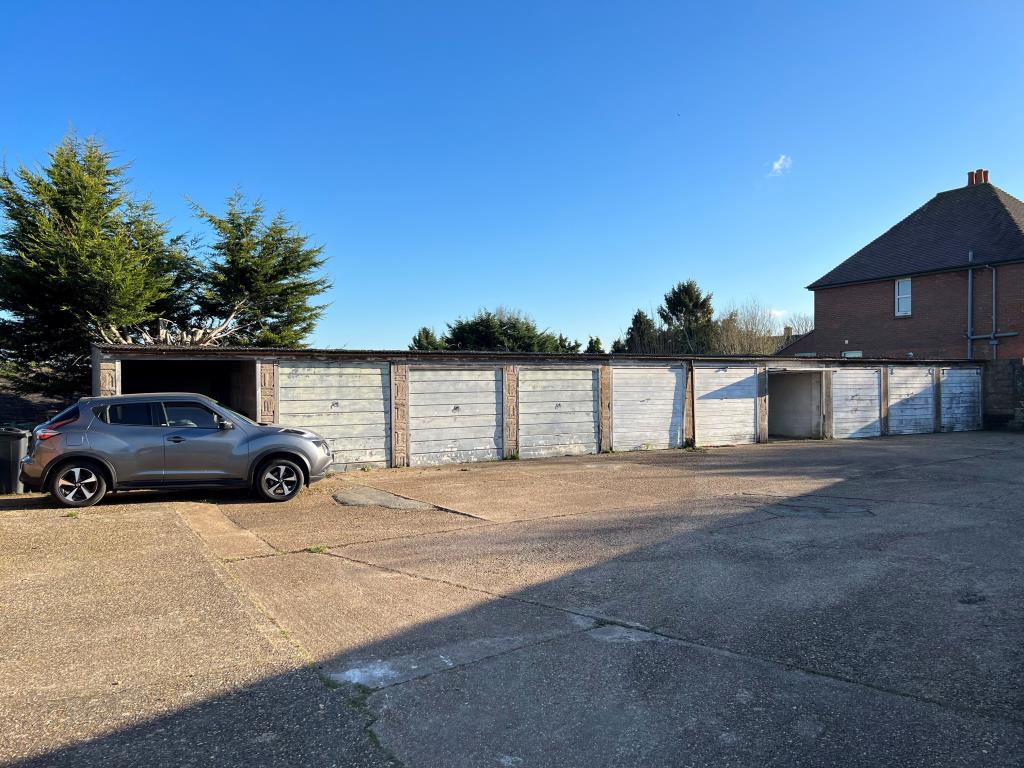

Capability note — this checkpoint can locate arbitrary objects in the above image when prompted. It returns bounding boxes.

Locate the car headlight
[313,439,331,456]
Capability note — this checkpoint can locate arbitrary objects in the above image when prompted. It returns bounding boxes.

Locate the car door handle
[167,436,186,443]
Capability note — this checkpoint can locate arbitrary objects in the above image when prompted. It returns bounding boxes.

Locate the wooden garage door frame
[518,366,600,459]
[940,367,983,432]
[832,368,882,439]
[887,366,936,435]
[407,366,504,466]
[692,365,759,447]
[611,363,687,451]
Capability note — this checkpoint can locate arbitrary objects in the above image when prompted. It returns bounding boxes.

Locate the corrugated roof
[808,182,1024,289]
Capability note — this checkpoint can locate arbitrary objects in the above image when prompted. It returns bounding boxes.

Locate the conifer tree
[0,135,177,396]
[192,193,330,347]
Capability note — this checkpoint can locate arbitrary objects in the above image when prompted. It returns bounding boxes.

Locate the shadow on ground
[9,434,1024,767]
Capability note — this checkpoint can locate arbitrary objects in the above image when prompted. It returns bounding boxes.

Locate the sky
[4,1,1024,349]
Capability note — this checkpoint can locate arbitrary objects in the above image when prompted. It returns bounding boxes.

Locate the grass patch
[304,545,328,554]
[63,510,79,519]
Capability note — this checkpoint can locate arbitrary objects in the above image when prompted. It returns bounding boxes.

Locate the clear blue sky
[4,1,1023,349]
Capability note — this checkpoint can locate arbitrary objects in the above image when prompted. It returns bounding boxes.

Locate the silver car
[19,393,333,508]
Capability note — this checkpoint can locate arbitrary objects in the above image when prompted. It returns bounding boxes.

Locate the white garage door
[612,365,685,451]
[888,367,935,435]
[940,368,983,432]
[408,368,503,466]
[519,368,599,459]
[832,369,881,439]
[278,361,390,469]
[693,366,758,447]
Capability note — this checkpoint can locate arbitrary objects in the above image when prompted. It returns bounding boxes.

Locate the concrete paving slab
[333,485,441,511]
[367,625,1023,768]
[218,497,482,552]
[363,470,663,522]
[0,503,392,767]
[176,501,277,560]
[4,432,1023,767]
[338,487,1024,720]
[226,551,587,679]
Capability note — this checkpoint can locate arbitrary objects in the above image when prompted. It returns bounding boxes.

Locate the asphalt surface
[2,431,1022,767]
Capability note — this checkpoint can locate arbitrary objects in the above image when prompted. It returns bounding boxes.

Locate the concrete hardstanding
[8,432,1022,766]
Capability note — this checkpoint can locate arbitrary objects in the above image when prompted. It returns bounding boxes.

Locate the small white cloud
[769,308,787,318]
[768,154,792,177]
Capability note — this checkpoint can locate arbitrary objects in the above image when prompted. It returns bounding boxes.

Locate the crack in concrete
[325,549,1024,728]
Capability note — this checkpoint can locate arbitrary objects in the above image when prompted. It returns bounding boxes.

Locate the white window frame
[895,278,912,317]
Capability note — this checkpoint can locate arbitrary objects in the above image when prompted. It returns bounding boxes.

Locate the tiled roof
[808,182,1024,289]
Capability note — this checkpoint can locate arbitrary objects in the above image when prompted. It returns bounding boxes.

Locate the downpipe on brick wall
[966,257,1017,359]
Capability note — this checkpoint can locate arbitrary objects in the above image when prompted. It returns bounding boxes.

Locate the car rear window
[104,402,156,426]
[43,405,79,427]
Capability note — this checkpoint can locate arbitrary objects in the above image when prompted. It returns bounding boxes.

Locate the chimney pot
[983,169,990,183]
[976,168,985,183]
[968,170,976,186]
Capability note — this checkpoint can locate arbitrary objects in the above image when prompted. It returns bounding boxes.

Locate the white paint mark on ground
[336,661,399,687]
[589,625,665,644]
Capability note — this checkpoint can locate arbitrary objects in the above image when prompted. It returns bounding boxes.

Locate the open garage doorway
[119,359,259,421]
[767,369,824,440]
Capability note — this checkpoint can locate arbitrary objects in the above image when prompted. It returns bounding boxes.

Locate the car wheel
[49,461,107,508]
[255,458,304,502]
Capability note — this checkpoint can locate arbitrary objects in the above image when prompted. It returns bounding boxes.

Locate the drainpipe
[991,266,998,360]
[966,251,974,360]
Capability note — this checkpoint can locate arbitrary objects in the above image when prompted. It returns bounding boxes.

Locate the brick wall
[786,262,1024,360]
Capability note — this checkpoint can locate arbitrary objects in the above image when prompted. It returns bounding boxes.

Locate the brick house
[784,169,1024,361]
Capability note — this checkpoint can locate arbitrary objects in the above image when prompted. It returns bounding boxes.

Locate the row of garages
[269,359,982,470]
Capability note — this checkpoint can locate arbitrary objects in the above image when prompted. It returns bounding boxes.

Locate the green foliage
[419,307,581,353]
[658,280,716,354]
[0,133,334,398]
[619,310,667,354]
[584,336,604,354]
[409,326,446,351]
[554,334,582,353]
[0,134,179,397]
[611,280,719,355]
[192,193,330,346]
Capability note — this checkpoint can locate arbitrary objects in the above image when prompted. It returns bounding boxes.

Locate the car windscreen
[216,404,258,426]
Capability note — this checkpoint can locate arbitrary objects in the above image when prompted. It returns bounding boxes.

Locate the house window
[895,278,912,316]
[842,351,863,358]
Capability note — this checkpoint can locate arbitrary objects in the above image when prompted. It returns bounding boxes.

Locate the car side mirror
[219,419,235,430]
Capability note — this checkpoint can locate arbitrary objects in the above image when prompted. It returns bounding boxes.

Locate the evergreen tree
[192,193,330,346]
[436,308,573,352]
[585,336,604,353]
[0,134,178,397]
[658,280,716,354]
[410,326,446,351]
[555,334,582,353]
[621,309,665,354]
